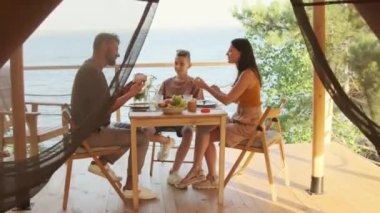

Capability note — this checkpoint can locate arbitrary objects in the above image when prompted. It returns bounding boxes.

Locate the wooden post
[310,0,333,195]
[10,46,31,209]
[10,47,27,159]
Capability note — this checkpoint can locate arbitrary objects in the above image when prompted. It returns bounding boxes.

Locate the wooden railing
[24,61,231,71]
[22,62,233,121]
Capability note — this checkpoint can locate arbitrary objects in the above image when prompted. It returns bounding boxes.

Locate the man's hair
[176,49,191,62]
[93,33,120,51]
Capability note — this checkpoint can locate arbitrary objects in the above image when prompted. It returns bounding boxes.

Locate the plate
[129,103,150,112]
[162,107,185,114]
[196,100,217,108]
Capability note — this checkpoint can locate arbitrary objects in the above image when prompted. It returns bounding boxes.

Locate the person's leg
[171,126,193,172]
[200,128,220,177]
[124,127,150,190]
[86,123,150,188]
[149,134,171,144]
[177,126,219,186]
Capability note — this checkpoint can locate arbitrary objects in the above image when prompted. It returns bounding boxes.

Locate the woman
[177,38,262,189]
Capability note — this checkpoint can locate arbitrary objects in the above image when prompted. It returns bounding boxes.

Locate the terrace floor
[10,142,380,213]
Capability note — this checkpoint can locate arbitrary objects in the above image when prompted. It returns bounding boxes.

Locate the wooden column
[310,0,333,194]
[10,46,31,209]
[10,46,27,159]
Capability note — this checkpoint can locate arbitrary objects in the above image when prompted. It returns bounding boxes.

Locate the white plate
[129,103,150,112]
[196,100,217,108]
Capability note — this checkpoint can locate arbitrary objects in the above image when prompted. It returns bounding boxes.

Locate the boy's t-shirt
[158,76,204,99]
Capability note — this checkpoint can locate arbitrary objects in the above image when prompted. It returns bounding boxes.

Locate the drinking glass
[183,94,193,102]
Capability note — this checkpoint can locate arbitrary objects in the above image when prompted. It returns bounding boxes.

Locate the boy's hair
[93,33,120,51]
[176,49,191,62]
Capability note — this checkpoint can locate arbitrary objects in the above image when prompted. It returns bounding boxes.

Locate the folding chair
[236,99,287,176]
[61,105,128,210]
[224,101,289,202]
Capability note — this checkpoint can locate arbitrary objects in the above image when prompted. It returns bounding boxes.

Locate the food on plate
[167,95,186,108]
[159,95,187,108]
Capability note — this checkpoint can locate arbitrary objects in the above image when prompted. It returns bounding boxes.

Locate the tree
[232,1,379,161]
[233,1,313,143]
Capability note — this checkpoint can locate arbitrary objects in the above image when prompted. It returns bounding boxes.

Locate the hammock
[0,0,159,211]
[290,0,380,154]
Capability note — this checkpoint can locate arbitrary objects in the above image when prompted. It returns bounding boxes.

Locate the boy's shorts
[155,126,184,137]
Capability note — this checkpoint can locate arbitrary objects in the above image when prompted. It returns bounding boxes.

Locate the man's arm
[111,81,145,112]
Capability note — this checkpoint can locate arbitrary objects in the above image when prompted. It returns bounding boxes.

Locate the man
[71,33,156,199]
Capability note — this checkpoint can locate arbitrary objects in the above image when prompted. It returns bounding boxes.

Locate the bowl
[162,107,185,114]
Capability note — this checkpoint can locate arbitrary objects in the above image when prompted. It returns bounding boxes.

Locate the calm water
[23,28,244,125]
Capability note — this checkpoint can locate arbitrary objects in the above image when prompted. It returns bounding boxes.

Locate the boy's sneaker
[157,137,175,161]
[88,163,122,181]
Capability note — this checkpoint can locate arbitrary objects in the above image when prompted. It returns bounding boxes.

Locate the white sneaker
[157,137,175,161]
[88,163,122,182]
[123,187,157,200]
[167,172,186,189]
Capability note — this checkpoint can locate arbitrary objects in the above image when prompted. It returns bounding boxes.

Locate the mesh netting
[0,0,159,211]
[290,0,380,154]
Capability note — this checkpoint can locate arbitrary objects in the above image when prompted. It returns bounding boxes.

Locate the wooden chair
[236,99,288,176]
[61,104,128,210]
[0,66,68,156]
[224,101,289,202]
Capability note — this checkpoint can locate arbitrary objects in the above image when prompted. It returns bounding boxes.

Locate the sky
[36,0,260,33]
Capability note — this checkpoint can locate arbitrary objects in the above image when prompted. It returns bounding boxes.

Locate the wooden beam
[10,46,27,160]
[310,0,333,195]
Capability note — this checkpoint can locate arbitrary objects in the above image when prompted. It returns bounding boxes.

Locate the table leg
[130,121,139,209]
[218,116,226,204]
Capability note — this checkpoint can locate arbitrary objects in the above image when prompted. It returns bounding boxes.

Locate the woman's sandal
[175,169,206,189]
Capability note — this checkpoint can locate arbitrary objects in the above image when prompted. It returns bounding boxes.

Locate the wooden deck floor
[11,142,380,213]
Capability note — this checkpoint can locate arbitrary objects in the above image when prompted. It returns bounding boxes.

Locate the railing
[23,62,231,71]
[23,62,234,121]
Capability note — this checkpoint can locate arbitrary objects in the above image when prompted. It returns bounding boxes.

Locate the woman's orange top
[238,74,261,107]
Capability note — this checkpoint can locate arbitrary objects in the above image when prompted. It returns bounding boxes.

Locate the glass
[183,94,193,102]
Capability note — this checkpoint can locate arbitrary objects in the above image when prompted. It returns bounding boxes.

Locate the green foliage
[233,1,313,143]
[232,1,379,154]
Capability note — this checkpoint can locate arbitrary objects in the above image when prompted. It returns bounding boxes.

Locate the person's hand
[127,81,145,97]
[122,81,134,94]
[210,85,221,92]
[193,77,207,89]
[133,73,147,84]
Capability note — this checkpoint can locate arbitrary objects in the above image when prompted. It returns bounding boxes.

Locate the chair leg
[90,155,127,205]
[63,159,73,210]
[150,141,157,176]
[236,152,255,176]
[278,141,290,186]
[224,150,246,187]
[263,150,277,202]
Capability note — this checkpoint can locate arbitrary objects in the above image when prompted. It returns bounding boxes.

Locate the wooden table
[129,109,227,209]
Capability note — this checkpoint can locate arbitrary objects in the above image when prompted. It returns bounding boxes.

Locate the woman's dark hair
[231,38,262,85]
